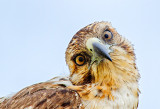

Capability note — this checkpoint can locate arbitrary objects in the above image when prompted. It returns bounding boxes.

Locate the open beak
[86,38,112,64]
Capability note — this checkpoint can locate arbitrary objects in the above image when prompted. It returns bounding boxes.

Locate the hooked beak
[92,42,112,62]
[86,38,112,64]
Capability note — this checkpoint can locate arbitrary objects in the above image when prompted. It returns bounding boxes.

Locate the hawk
[0,21,140,109]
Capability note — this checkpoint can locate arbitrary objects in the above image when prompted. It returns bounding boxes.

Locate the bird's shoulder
[0,76,82,109]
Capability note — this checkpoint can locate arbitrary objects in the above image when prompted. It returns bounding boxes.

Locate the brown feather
[1,21,140,109]
[0,82,82,109]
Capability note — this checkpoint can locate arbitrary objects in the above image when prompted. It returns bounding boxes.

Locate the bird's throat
[90,60,119,89]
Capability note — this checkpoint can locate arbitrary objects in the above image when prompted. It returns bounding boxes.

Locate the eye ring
[104,30,113,40]
[75,55,86,66]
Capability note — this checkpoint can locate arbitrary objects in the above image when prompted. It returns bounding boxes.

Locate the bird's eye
[75,55,85,66]
[104,30,113,40]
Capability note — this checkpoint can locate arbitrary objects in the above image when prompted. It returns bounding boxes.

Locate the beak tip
[109,59,112,62]
[107,57,112,62]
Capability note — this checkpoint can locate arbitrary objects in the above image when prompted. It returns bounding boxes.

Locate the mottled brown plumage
[0,81,82,109]
[66,21,140,108]
[0,21,140,109]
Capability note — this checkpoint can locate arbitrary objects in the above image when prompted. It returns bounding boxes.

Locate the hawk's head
[65,22,140,89]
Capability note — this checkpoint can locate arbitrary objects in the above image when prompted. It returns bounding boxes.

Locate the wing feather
[0,82,82,109]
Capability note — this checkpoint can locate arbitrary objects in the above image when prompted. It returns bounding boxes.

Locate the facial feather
[65,21,140,86]
[65,22,140,109]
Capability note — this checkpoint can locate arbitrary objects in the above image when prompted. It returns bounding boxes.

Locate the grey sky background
[0,0,159,108]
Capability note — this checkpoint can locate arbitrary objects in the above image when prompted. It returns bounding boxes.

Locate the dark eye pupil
[104,34,109,38]
[79,57,84,62]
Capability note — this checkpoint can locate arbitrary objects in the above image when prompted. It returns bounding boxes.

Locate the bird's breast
[79,84,139,109]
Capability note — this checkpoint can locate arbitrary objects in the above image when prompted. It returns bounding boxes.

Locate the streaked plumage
[0,21,140,109]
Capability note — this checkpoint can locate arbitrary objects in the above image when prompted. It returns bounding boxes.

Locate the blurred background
[0,0,160,108]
